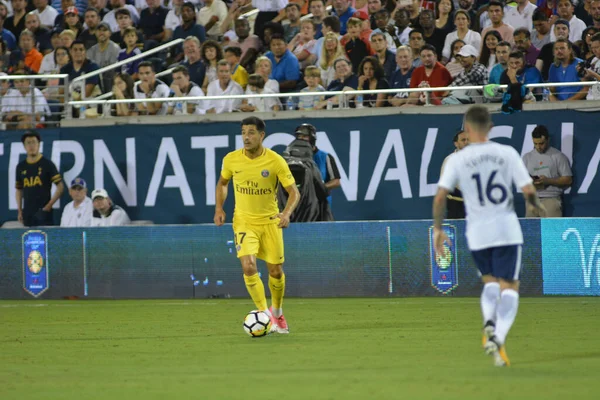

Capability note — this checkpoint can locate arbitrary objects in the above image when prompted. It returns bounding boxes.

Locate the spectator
[522,125,573,217]
[548,38,586,101]
[87,22,119,91]
[455,0,480,31]
[206,59,244,113]
[62,6,81,37]
[592,0,600,28]
[408,29,424,68]
[504,0,538,31]
[445,39,466,78]
[116,26,141,79]
[406,44,452,106]
[42,45,70,100]
[288,19,317,69]
[309,0,326,39]
[224,45,248,89]
[576,0,595,26]
[514,27,540,67]
[79,7,101,49]
[89,0,110,19]
[265,33,300,93]
[550,0,586,43]
[296,65,325,110]
[60,177,93,227]
[1,71,49,129]
[309,15,341,66]
[441,9,481,64]
[355,55,388,107]
[112,72,137,116]
[200,39,223,92]
[227,17,261,72]
[103,0,140,33]
[25,12,52,54]
[51,0,82,33]
[218,0,254,40]
[314,57,358,109]
[15,130,64,226]
[283,3,302,43]
[59,27,75,48]
[179,36,206,87]
[0,5,17,51]
[60,40,101,116]
[239,73,281,112]
[479,30,502,72]
[18,29,43,72]
[252,0,284,43]
[344,17,373,73]
[0,38,11,70]
[164,0,183,41]
[139,0,168,47]
[344,10,372,46]
[253,55,279,92]
[435,0,454,36]
[531,8,552,50]
[536,19,581,81]
[489,40,511,84]
[370,9,398,53]
[318,31,346,87]
[169,64,207,114]
[370,31,394,81]
[404,0,422,28]
[5,0,27,38]
[481,1,515,47]
[197,0,228,41]
[367,0,383,31]
[419,9,445,59]
[171,2,206,62]
[110,9,144,49]
[443,44,487,104]
[388,45,414,106]
[582,33,600,100]
[134,60,171,115]
[332,0,356,35]
[33,0,59,30]
[580,27,599,60]
[499,50,542,100]
[391,8,412,46]
[91,188,130,227]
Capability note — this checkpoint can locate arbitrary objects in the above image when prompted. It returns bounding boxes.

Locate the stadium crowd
[1,0,600,125]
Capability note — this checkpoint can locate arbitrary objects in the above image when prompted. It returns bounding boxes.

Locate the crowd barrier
[3,218,599,300]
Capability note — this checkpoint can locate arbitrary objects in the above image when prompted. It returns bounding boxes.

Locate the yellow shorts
[232,220,285,264]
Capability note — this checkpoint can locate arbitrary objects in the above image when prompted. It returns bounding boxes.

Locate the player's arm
[521,183,545,214]
[273,183,300,228]
[16,188,23,223]
[432,187,450,230]
[214,175,230,226]
[44,180,64,211]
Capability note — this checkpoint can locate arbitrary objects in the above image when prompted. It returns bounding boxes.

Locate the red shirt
[410,62,452,105]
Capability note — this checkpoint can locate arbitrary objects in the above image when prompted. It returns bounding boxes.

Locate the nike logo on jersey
[234,170,242,174]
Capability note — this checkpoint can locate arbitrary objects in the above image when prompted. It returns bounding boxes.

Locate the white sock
[494,289,519,345]
[481,282,500,326]
[272,308,282,318]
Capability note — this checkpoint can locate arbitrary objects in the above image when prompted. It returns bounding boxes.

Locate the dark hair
[479,30,502,67]
[285,2,301,11]
[554,18,570,29]
[309,0,326,6]
[449,39,465,59]
[241,116,266,132]
[453,130,465,142]
[435,0,455,18]
[182,1,195,12]
[592,32,600,43]
[409,28,424,39]
[464,105,492,133]
[374,9,390,18]
[269,33,286,44]
[138,60,154,72]
[263,21,285,36]
[0,37,7,55]
[248,73,265,89]
[532,125,550,140]
[322,15,341,33]
[532,8,549,22]
[358,56,384,80]
[70,39,85,49]
[53,45,71,64]
[496,40,511,49]
[123,26,137,37]
[63,9,83,31]
[509,50,525,63]
[172,65,190,76]
[487,1,504,10]
[513,27,531,39]
[453,9,470,23]
[115,8,132,18]
[114,72,135,99]
[85,7,99,16]
[419,43,437,55]
[581,27,599,56]
[224,46,242,57]
[201,40,224,64]
[21,130,41,143]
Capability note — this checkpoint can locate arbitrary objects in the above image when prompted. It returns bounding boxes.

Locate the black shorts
[471,245,522,281]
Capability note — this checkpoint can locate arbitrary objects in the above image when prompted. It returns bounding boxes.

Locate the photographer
[582,33,600,100]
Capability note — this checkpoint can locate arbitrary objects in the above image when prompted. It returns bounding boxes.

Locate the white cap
[91,188,109,199]
[456,44,479,58]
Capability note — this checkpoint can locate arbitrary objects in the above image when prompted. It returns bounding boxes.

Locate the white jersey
[438,141,532,251]
[60,197,93,227]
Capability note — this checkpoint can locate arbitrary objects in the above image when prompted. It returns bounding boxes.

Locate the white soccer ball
[243,310,271,337]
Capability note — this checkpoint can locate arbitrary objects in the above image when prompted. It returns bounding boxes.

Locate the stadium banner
[0,109,599,224]
[541,219,600,295]
[0,219,543,299]
[428,224,459,294]
[22,230,49,297]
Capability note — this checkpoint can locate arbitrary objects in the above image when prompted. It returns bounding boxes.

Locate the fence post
[65,75,72,120]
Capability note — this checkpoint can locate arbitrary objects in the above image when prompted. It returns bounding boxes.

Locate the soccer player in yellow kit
[214,116,300,333]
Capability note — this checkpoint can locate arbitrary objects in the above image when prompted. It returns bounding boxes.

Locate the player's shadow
[517,351,600,366]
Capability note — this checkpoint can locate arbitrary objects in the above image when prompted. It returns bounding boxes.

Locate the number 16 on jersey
[428,224,459,294]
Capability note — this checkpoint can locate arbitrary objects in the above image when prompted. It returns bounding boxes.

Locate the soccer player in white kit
[433,106,545,367]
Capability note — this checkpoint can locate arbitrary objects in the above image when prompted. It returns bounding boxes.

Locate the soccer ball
[243,310,271,337]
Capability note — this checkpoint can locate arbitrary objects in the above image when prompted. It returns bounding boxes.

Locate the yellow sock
[243,273,268,311]
[269,273,286,311]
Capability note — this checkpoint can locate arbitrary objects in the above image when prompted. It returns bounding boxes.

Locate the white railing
[238,5,331,20]
[91,67,177,101]
[66,80,600,117]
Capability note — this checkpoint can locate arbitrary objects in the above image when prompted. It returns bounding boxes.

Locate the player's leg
[471,248,499,346]
[258,224,288,333]
[234,224,268,312]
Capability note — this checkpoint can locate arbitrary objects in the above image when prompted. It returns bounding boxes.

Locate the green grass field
[1,298,599,400]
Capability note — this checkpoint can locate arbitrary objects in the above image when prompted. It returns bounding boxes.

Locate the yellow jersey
[221,148,295,224]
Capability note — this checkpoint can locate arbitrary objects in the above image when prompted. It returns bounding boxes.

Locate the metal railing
[238,5,331,20]
[92,67,177,101]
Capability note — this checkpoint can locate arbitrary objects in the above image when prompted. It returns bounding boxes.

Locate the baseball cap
[353,10,369,21]
[70,177,87,189]
[92,188,108,200]
[65,6,78,15]
[97,22,111,32]
[456,44,479,58]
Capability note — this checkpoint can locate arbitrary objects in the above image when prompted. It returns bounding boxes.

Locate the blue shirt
[180,59,206,86]
[333,6,357,35]
[173,23,206,57]
[548,58,583,101]
[60,60,100,86]
[313,149,332,204]
[489,64,506,85]
[1,29,16,51]
[389,67,414,98]
[265,50,300,84]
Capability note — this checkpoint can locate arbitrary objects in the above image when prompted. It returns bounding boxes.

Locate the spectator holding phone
[522,125,573,217]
